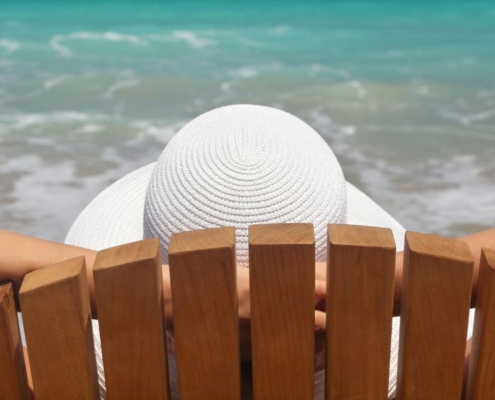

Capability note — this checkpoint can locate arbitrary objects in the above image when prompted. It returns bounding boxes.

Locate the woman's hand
[238,264,328,363]
[315,262,327,371]
[163,263,328,364]
[236,266,252,361]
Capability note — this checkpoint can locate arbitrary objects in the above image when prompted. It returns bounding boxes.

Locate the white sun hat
[66,104,405,261]
[65,104,406,400]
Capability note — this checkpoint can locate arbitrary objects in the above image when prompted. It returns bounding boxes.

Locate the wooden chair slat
[93,238,169,400]
[396,232,474,400]
[0,282,31,400]
[19,257,99,400]
[466,247,495,400]
[249,223,315,400]
[326,224,396,400]
[169,227,240,400]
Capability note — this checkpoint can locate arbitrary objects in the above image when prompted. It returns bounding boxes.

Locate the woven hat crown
[143,104,347,265]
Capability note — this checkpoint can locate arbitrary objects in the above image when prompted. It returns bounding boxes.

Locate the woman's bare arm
[3,227,492,363]
[315,228,495,316]
[392,228,495,316]
[315,228,495,383]
[0,229,98,313]
[0,228,324,362]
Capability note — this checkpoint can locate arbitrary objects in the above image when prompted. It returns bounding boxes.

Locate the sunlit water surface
[1,0,494,241]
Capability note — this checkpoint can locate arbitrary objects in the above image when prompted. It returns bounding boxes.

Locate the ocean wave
[103,79,140,99]
[144,30,217,48]
[341,136,495,237]
[50,31,148,58]
[0,38,21,53]
[217,65,274,99]
[0,155,119,241]
[0,111,109,130]
[232,67,258,79]
[44,75,71,90]
[440,108,495,126]
[410,80,430,97]
[170,30,216,48]
[50,36,72,57]
[130,119,184,144]
[75,124,105,134]
[309,107,356,137]
[148,29,262,49]
[329,80,367,99]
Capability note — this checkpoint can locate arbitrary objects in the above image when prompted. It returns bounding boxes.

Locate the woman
[1,105,492,398]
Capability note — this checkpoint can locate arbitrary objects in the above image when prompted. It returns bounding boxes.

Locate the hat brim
[65,161,407,399]
[65,162,406,252]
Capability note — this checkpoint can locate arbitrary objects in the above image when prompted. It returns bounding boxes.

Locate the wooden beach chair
[1,224,494,400]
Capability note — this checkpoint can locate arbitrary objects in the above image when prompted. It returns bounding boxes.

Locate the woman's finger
[315,279,326,302]
[315,310,326,333]
[315,262,326,280]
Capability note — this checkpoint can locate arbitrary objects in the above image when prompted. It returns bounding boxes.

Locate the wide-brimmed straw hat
[65,104,406,399]
[65,104,405,262]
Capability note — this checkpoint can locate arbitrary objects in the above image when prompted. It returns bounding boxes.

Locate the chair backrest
[1,223,494,400]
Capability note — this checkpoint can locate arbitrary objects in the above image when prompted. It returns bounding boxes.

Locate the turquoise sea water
[1,1,494,240]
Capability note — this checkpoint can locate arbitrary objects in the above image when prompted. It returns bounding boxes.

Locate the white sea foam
[309,107,356,137]
[171,30,216,48]
[0,117,182,241]
[220,82,232,92]
[215,65,266,99]
[0,111,108,130]
[50,31,148,57]
[233,67,258,79]
[310,107,332,128]
[166,29,262,48]
[346,143,495,236]
[0,38,21,53]
[44,75,70,90]
[440,109,495,125]
[146,30,216,48]
[411,83,430,96]
[0,155,116,241]
[339,126,357,136]
[348,80,367,99]
[329,80,368,100]
[130,120,183,144]
[50,35,73,57]
[478,89,495,99]
[75,124,105,134]
[103,79,140,99]
[72,31,146,45]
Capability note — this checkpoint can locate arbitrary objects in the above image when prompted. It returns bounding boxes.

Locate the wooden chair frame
[1,223,493,400]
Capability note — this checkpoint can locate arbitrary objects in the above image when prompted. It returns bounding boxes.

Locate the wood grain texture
[326,224,396,400]
[19,257,99,400]
[465,247,495,400]
[249,223,315,400]
[169,227,240,400]
[93,238,169,400]
[0,282,31,400]
[396,232,474,400]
